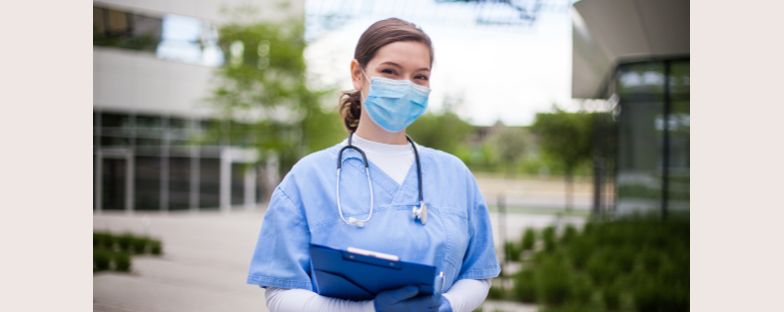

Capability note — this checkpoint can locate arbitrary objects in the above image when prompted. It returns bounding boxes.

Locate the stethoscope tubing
[335,132,423,227]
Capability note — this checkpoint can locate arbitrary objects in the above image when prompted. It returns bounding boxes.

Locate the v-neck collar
[332,143,425,208]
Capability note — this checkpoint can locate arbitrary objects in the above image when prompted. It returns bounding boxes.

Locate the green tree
[531,109,595,210]
[486,123,528,176]
[407,110,474,156]
[206,18,343,174]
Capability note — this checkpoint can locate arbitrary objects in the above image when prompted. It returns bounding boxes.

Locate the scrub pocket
[430,203,470,291]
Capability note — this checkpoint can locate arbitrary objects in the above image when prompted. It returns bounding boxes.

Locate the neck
[355,114,408,145]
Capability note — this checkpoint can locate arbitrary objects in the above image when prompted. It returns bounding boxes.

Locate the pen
[437,271,445,293]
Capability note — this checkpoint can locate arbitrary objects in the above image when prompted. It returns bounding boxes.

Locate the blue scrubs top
[247,142,500,292]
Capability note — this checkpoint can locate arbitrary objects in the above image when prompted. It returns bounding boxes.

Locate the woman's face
[351,40,432,97]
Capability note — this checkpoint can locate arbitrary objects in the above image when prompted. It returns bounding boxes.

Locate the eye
[380,68,398,76]
[415,74,429,81]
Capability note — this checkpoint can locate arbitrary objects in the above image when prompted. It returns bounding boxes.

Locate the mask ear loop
[359,69,371,100]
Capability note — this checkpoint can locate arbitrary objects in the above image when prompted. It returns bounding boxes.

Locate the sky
[304,0,575,126]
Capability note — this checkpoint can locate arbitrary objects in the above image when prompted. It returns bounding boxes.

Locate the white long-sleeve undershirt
[264,279,491,312]
[341,133,415,185]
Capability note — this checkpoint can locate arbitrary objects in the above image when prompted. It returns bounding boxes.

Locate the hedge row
[93,231,163,273]
[94,231,162,255]
[93,249,132,272]
[493,213,689,312]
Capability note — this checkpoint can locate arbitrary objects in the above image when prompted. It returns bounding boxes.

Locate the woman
[247,18,500,312]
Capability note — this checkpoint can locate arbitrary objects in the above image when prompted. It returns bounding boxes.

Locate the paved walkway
[94,209,584,312]
[94,212,267,312]
[94,175,590,311]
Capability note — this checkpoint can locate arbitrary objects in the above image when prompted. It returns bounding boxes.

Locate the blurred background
[92,0,689,311]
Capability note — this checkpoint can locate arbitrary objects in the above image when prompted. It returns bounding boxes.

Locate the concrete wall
[93,0,304,118]
[94,47,218,119]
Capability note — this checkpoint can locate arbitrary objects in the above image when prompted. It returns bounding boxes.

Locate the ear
[350,59,364,91]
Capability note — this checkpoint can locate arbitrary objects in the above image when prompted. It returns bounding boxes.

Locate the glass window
[93,7,105,34]
[256,166,264,204]
[199,157,220,210]
[100,135,131,147]
[156,14,224,66]
[107,10,130,34]
[94,6,221,65]
[231,163,245,207]
[135,114,164,141]
[669,61,690,96]
[101,158,127,211]
[614,59,690,214]
[135,156,161,211]
[667,60,690,210]
[100,112,132,129]
[168,117,191,146]
[93,6,162,52]
[168,156,191,211]
[615,62,665,213]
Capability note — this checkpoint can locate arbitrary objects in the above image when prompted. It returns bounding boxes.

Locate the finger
[404,295,441,309]
[380,286,420,303]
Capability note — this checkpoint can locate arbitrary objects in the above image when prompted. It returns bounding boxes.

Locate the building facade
[93,0,303,213]
[571,0,689,215]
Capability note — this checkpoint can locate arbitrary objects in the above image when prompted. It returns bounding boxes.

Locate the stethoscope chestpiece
[412,201,427,225]
[347,216,365,228]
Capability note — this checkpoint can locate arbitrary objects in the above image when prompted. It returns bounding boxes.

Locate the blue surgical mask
[362,75,431,133]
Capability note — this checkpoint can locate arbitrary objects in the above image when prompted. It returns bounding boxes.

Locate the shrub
[561,224,577,244]
[487,285,507,300]
[116,233,135,253]
[114,252,132,272]
[521,228,536,251]
[569,273,592,305]
[603,280,623,310]
[540,304,586,312]
[507,214,689,311]
[534,257,571,305]
[93,231,163,273]
[150,240,163,255]
[93,232,114,250]
[94,249,112,272]
[504,242,521,262]
[633,278,688,312]
[130,236,149,254]
[542,226,556,252]
[512,269,536,303]
[586,249,619,286]
[565,236,593,270]
[613,245,637,274]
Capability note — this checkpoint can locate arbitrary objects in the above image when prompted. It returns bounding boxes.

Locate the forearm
[265,287,375,312]
[441,279,491,312]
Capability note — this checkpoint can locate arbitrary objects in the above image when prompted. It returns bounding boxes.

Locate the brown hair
[339,18,434,132]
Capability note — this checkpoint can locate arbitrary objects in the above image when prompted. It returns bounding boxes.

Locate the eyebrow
[379,61,430,72]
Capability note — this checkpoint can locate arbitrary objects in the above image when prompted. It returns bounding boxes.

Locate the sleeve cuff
[456,266,501,281]
[247,273,313,290]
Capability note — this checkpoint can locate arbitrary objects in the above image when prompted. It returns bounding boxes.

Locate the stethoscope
[336,132,426,228]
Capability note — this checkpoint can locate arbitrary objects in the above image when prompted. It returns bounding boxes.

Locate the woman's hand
[438,295,453,312]
[373,286,442,312]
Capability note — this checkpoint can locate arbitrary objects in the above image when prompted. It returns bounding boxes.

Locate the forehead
[370,41,431,70]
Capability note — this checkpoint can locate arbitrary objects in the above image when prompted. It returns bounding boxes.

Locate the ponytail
[339,90,362,132]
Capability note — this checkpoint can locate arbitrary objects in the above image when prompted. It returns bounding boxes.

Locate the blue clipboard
[309,244,440,301]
